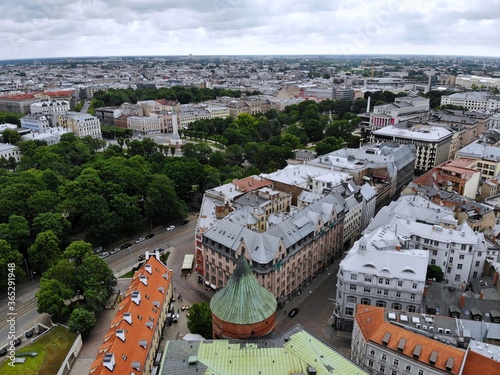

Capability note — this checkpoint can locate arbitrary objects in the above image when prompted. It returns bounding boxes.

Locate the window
[396,292,401,298]
[393,358,399,367]
[385,279,390,285]
[449,257,453,264]
[369,349,375,356]
[364,287,371,293]
[432,250,438,255]
[475,261,480,267]
[384,290,389,296]
[473,271,478,278]
[410,294,416,300]
[431,259,436,265]
[379,278,384,284]
[408,305,416,312]
[365,277,372,283]
[397,281,403,287]
[455,274,461,281]
[376,300,387,307]
[405,364,411,372]
[457,264,463,269]
[391,371,398,375]
[361,298,371,305]
[381,353,387,361]
[412,283,417,289]
[368,359,374,368]
[418,370,424,375]
[459,254,464,260]
[345,307,354,316]
[478,252,482,257]
[351,273,357,280]
[392,303,402,310]
[380,365,386,373]
[350,285,356,291]
[347,296,357,303]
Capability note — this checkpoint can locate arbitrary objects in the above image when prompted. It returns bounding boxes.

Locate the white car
[135,237,145,244]
[166,225,176,231]
[110,248,120,255]
[99,252,110,259]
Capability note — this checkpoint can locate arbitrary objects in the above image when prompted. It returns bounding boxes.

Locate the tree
[68,308,97,337]
[145,174,187,222]
[32,213,71,244]
[315,136,345,155]
[36,278,73,317]
[28,230,61,274]
[0,240,25,292]
[187,302,213,338]
[76,255,116,312]
[426,265,444,282]
[2,129,21,145]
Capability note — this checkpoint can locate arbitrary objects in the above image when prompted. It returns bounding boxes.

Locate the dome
[210,255,277,325]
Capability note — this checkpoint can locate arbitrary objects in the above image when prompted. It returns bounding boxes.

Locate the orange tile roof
[355,305,466,375]
[0,93,35,100]
[89,256,172,375]
[444,158,477,169]
[232,176,272,193]
[44,90,74,97]
[462,350,500,374]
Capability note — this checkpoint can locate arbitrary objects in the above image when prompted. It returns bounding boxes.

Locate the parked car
[135,237,145,244]
[0,347,7,356]
[166,225,176,231]
[120,243,132,250]
[145,233,155,239]
[110,248,120,255]
[24,330,33,338]
[99,252,110,259]
[93,246,103,254]
[288,308,299,318]
[172,313,179,323]
[138,254,146,261]
[154,247,165,254]
[181,219,189,225]
[13,338,21,346]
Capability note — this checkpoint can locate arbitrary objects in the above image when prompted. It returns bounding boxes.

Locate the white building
[440,92,500,111]
[369,96,430,130]
[126,115,164,134]
[455,75,500,89]
[30,99,70,115]
[20,115,51,132]
[0,143,21,162]
[66,112,102,139]
[372,125,452,174]
[365,195,492,284]
[335,228,429,330]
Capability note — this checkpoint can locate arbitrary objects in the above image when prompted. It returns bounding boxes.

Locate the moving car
[288,308,299,318]
[145,233,155,239]
[110,248,120,255]
[166,225,176,231]
[120,243,132,250]
[138,254,146,261]
[181,219,189,225]
[99,252,110,259]
[135,237,145,244]
[172,313,179,323]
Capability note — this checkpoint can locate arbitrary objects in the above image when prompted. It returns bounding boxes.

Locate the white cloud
[0,0,499,59]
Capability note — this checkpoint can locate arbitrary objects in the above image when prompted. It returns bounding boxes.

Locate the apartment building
[0,143,21,163]
[90,255,173,375]
[66,112,102,139]
[20,114,51,132]
[335,228,429,330]
[80,84,108,99]
[0,90,74,114]
[309,143,415,211]
[352,305,500,375]
[30,99,70,116]
[369,96,430,130]
[365,195,491,284]
[455,139,500,179]
[372,125,452,175]
[199,191,345,306]
[455,75,500,89]
[412,159,481,199]
[127,115,165,134]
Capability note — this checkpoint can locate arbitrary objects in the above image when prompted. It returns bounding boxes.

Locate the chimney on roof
[459,294,465,308]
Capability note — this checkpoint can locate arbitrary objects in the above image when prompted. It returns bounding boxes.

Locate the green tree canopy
[68,308,97,337]
[187,302,213,339]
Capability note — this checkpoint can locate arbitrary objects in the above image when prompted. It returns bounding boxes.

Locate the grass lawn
[0,325,77,375]
[119,269,135,278]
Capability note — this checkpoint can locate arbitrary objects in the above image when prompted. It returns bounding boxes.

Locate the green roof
[210,255,277,324]
[159,325,369,375]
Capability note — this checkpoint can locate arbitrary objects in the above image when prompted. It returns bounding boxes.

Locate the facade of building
[352,305,466,375]
[372,125,452,174]
[441,92,500,111]
[210,255,277,339]
[20,114,51,132]
[30,99,70,115]
[199,191,345,306]
[80,85,108,99]
[0,143,21,163]
[89,255,173,375]
[369,96,430,130]
[333,87,355,102]
[335,229,429,330]
[66,112,102,139]
[456,140,500,179]
[127,115,165,134]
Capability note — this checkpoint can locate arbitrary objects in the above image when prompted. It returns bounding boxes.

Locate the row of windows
[367,356,425,375]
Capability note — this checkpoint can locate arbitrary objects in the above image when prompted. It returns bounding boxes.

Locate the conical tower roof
[210,255,277,324]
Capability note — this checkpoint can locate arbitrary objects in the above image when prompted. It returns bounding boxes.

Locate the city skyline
[1,0,499,60]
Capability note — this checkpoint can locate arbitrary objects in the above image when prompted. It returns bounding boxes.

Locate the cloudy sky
[0,0,499,60]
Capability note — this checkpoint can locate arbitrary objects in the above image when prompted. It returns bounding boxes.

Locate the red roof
[462,349,500,374]
[232,176,272,193]
[89,256,172,375]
